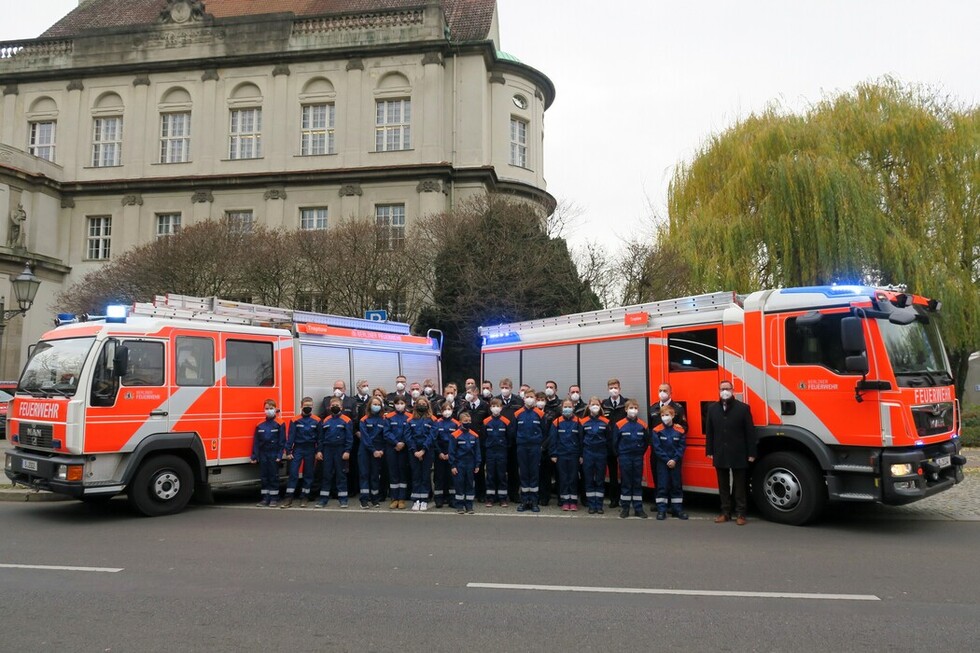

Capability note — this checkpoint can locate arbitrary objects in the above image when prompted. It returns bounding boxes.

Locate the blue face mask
[562,407,574,418]
[371,404,382,414]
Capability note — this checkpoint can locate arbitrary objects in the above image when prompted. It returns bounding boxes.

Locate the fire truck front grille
[18,422,54,448]
[911,403,954,437]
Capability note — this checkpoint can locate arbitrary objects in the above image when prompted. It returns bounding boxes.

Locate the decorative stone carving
[61,197,75,209]
[488,72,506,85]
[192,189,214,203]
[272,64,291,77]
[535,89,544,101]
[67,79,84,92]
[421,51,444,66]
[133,74,151,86]
[160,0,207,25]
[416,180,445,194]
[264,188,287,201]
[121,194,144,206]
[201,69,219,82]
[2,84,18,96]
[346,58,364,71]
[339,183,363,197]
[8,203,26,248]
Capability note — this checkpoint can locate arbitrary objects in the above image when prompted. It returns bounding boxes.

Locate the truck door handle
[150,410,169,417]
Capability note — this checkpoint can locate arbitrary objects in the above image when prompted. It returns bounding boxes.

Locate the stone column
[270,65,291,171]
[420,52,445,163]
[199,69,220,173]
[130,75,151,170]
[63,80,84,178]
[344,58,364,168]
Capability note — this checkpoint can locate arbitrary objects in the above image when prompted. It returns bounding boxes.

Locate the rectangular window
[299,207,328,231]
[229,107,262,160]
[156,213,182,238]
[121,341,165,387]
[375,99,411,151]
[176,336,215,387]
[510,117,528,168]
[225,210,254,234]
[300,103,335,155]
[160,112,191,163]
[295,291,327,313]
[86,216,112,260]
[667,329,719,371]
[375,204,406,250]
[226,340,274,387]
[28,121,56,161]
[785,314,849,374]
[92,116,123,167]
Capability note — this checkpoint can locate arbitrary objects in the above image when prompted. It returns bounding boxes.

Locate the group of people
[251,375,757,523]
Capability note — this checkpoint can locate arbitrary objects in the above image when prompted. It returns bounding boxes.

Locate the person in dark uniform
[251,399,284,507]
[464,387,490,502]
[705,380,757,525]
[601,378,630,508]
[568,384,587,418]
[386,375,409,411]
[648,382,687,431]
[314,380,358,500]
[480,379,495,403]
[497,378,523,503]
[539,380,562,506]
[422,378,442,407]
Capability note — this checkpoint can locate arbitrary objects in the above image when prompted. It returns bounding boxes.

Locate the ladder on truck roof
[478,291,737,338]
[130,294,412,335]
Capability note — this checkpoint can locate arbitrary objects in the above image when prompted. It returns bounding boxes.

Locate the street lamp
[0,262,41,337]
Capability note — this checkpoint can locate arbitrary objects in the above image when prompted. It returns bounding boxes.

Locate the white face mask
[570,392,580,402]
[333,389,343,398]
[720,389,733,401]
[661,415,673,426]
[626,408,638,419]
[490,406,502,416]
[442,409,453,418]
[444,393,455,403]
[359,386,369,396]
[658,391,669,402]
[424,386,433,395]
[518,390,526,399]
[535,400,546,410]
[482,389,492,398]
[395,403,406,412]
[465,392,475,402]
[609,388,620,398]
[544,387,555,397]
[589,405,601,416]
[264,409,277,418]
[501,388,512,397]
[396,382,405,391]
[524,397,535,408]
[411,389,421,399]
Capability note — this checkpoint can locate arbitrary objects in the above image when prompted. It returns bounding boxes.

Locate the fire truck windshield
[877,314,952,387]
[17,337,96,397]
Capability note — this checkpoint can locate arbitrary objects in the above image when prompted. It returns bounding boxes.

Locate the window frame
[510,116,528,168]
[86,215,112,260]
[299,207,328,231]
[228,107,262,160]
[155,212,182,238]
[667,328,720,372]
[226,339,275,387]
[784,312,853,375]
[225,209,255,234]
[300,103,335,156]
[92,115,123,167]
[159,111,191,164]
[375,98,412,152]
[176,336,215,387]
[375,203,406,250]
[28,120,57,161]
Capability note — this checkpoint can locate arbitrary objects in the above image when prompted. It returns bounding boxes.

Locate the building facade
[0,0,555,378]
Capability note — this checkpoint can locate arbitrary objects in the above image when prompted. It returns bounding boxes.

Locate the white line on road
[0,563,123,573]
[467,582,880,601]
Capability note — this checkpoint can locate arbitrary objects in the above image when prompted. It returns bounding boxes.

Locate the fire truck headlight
[56,465,83,481]
[55,464,66,480]
[890,463,913,477]
[4,454,12,471]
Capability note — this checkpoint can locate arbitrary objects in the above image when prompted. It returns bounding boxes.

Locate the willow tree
[665,79,980,399]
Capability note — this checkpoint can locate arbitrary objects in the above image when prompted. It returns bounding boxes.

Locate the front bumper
[4,448,88,498]
[880,439,965,505]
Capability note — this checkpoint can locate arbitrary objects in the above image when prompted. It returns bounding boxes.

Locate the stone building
[0,0,555,378]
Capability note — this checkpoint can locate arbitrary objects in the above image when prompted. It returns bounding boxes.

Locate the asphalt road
[1,496,978,652]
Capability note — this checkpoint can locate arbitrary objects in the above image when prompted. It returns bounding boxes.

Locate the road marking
[466,582,880,601]
[0,563,123,573]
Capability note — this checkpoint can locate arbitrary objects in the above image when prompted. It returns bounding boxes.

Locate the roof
[41,0,496,42]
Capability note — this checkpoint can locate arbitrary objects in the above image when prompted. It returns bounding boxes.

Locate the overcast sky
[5,1,980,251]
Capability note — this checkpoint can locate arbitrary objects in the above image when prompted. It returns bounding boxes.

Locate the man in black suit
[601,378,630,508]
[649,382,687,430]
[705,380,757,525]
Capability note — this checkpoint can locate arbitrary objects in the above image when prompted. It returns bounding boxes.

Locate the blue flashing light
[483,331,521,346]
[105,305,128,323]
[56,313,78,326]
[782,285,874,298]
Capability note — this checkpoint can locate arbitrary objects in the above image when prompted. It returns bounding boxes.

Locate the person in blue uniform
[450,412,482,514]
[482,398,512,507]
[407,398,435,511]
[433,403,460,508]
[549,398,583,512]
[358,395,386,508]
[281,396,319,509]
[652,405,688,520]
[514,391,545,512]
[316,397,353,508]
[251,399,283,507]
[580,397,611,514]
[383,398,412,509]
[601,378,631,509]
[615,399,649,518]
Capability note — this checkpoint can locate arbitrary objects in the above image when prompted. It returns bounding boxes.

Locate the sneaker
[635,509,649,519]
[466,508,475,514]
[339,501,348,509]
[531,504,540,513]
[561,504,569,512]
[569,504,578,512]
[389,499,399,509]
[269,500,278,508]
[256,499,270,507]
[485,501,493,508]
[597,508,604,515]
[420,502,428,512]
[411,500,421,511]
[619,507,630,519]
[656,511,667,520]
[315,500,327,509]
[500,501,509,508]
[372,501,381,508]
[517,504,526,512]
[397,500,407,510]
[280,498,293,509]
[457,507,466,514]
[361,500,370,509]
[299,498,309,508]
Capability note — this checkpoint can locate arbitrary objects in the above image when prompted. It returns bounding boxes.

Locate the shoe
[299,498,309,508]
[597,508,604,515]
[500,501,509,508]
[389,499,399,509]
[268,500,278,508]
[714,514,731,523]
[656,511,667,520]
[531,504,540,513]
[619,508,629,518]
[466,508,475,514]
[314,500,327,508]
[485,501,493,508]
[569,504,578,512]
[280,498,293,509]
[540,500,550,507]
[561,504,569,512]
[635,509,649,519]
[736,515,747,526]
[457,508,465,514]
[587,507,596,514]
[411,500,421,511]
[674,511,689,520]
[256,499,270,507]
[398,500,407,509]
[610,500,620,508]
[420,502,428,512]
[372,501,381,508]
[360,500,369,509]
[339,501,348,508]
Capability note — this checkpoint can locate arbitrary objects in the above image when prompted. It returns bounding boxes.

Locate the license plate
[21,459,38,472]
[934,455,950,468]
[929,417,945,429]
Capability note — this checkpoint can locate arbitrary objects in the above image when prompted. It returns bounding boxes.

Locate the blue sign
[365,310,388,322]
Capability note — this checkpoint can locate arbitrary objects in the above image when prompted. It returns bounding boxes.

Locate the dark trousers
[347,432,361,500]
[516,445,542,505]
[286,446,316,497]
[556,456,579,505]
[607,453,620,505]
[475,438,487,501]
[507,445,521,501]
[319,446,348,502]
[582,451,606,510]
[485,451,508,502]
[716,467,748,516]
[453,467,476,509]
[386,445,410,500]
[539,454,557,504]
[433,455,453,506]
[258,452,279,495]
[409,451,432,501]
[655,459,684,513]
[619,455,644,511]
[357,446,382,503]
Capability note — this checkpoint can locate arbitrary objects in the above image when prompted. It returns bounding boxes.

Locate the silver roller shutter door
[400,352,441,388]
[299,344,351,403]
[521,344,578,392]
[482,350,520,389]
[352,349,401,391]
[579,338,648,405]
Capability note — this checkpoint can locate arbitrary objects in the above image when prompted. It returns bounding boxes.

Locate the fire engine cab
[479,286,966,524]
[4,295,442,516]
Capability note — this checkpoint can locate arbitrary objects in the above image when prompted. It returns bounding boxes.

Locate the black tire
[127,454,194,517]
[751,451,826,525]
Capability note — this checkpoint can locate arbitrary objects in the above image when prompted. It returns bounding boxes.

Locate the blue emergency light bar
[106,305,128,323]
[482,331,521,346]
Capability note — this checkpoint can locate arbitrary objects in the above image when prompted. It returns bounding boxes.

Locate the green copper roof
[496,50,522,64]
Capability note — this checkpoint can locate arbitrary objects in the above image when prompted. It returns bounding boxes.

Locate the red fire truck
[479,286,966,524]
[4,295,442,515]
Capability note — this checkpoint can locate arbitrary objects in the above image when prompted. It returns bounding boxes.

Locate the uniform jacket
[652,423,686,463]
[648,400,687,431]
[285,414,320,453]
[449,427,482,469]
[705,399,757,469]
[407,415,435,452]
[385,391,410,411]
[482,415,513,454]
[320,394,357,421]
[463,398,490,435]
[252,419,284,460]
[580,415,612,456]
[496,394,522,420]
[513,406,546,446]
[614,417,649,458]
[549,416,583,458]
[433,416,461,455]
[571,399,588,419]
[543,396,563,425]
[319,414,353,451]
[601,396,631,425]
[383,411,412,448]
[358,413,386,454]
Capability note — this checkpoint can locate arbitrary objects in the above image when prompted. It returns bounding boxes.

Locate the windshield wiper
[40,386,72,398]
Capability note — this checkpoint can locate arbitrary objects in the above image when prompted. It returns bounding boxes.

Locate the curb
[0,487,72,502]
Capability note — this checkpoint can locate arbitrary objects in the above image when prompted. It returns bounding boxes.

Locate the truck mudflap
[3,448,123,498]
[879,440,965,505]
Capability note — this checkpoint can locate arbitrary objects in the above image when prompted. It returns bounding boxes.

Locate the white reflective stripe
[455,495,465,500]
[337,492,348,497]
[120,385,211,451]
[670,498,683,503]
[880,402,896,446]
[465,494,475,500]
[655,498,667,503]
[620,495,630,501]
[528,486,539,492]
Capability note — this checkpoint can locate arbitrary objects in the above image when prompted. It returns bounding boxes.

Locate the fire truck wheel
[751,452,826,526]
[127,454,195,517]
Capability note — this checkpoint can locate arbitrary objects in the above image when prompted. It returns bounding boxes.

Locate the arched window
[299,77,336,156]
[26,96,58,162]
[375,72,412,152]
[228,82,263,160]
[91,92,124,167]
[159,86,192,163]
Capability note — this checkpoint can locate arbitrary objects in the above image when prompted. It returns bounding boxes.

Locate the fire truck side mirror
[840,316,866,354]
[113,346,129,378]
[845,353,869,375]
